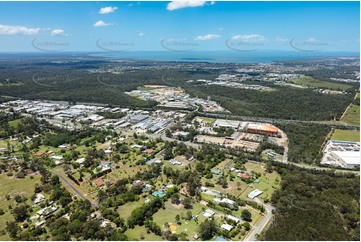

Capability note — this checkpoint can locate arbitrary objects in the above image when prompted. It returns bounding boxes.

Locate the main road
[197,111,360,129]
[244,198,275,241]
[50,169,98,207]
[145,129,359,175]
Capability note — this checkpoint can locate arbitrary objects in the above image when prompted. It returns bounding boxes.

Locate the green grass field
[152,199,208,240]
[8,119,22,128]
[137,86,157,91]
[198,117,216,126]
[341,104,360,126]
[118,198,147,220]
[124,225,162,241]
[331,129,360,142]
[289,76,352,91]
[0,173,42,237]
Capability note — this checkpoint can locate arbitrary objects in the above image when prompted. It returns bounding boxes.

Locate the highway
[197,111,360,129]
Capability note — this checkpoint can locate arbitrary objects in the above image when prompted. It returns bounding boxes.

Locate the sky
[0,1,359,52]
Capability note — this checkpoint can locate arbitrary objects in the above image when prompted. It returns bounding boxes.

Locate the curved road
[244,198,275,241]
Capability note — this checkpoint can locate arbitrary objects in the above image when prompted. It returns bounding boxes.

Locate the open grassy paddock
[289,76,353,91]
[124,225,162,241]
[341,104,360,126]
[0,173,42,239]
[331,129,360,142]
[118,197,147,221]
[152,199,207,240]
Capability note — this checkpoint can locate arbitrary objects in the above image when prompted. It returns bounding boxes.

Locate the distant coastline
[89,50,360,63]
[0,50,359,64]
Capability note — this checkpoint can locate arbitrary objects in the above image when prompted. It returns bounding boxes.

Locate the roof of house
[239,173,251,179]
[144,149,154,154]
[248,189,263,199]
[33,152,45,157]
[132,180,144,186]
[203,209,215,217]
[221,224,234,231]
[211,169,222,175]
[227,215,240,223]
[34,193,45,204]
[75,157,86,164]
[93,178,105,187]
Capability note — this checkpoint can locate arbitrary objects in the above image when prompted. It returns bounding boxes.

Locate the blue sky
[0,1,359,52]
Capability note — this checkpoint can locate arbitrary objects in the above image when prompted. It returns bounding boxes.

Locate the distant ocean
[90,50,360,64]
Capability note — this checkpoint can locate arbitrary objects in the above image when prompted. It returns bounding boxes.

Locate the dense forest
[263,164,359,241]
[185,85,353,121]
[277,123,331,164]
[1,56,355,122]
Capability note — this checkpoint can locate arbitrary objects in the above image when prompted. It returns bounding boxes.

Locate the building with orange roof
[246,123,278,136]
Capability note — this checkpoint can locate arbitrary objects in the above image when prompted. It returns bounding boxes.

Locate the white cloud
[307,37,316,42]
[51,29,65,36]
[231,34,266,42]
[194,34,220,41]
[218,27,224,31]
[99,6,118,14]
[210,1,216,5]
[0,24,41,35]
[93,20,113,27]
[274,36,288,42]
[137,31,144,36]
[167,0,208,11]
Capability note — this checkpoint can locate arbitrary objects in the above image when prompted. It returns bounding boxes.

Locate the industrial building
[213,119,240,130]
[321,140,360,169]
[246,123,279,135]
[327,151,360,169]
[129,115,149,124]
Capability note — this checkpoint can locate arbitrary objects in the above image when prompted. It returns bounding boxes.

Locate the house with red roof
[93,178,105,187]
[144,149,154,154]
[238,173,251,179]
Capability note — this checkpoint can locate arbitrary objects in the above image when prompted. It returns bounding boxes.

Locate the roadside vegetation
[263,163,359,241]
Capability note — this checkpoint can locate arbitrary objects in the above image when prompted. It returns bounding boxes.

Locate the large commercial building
[329,151,360,169]
[321,140,360,169]
[213,119,240,130]
[246,123,279,135]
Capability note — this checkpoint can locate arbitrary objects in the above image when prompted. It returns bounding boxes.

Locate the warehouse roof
[214,119,240,128]
[332,151,360,165]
